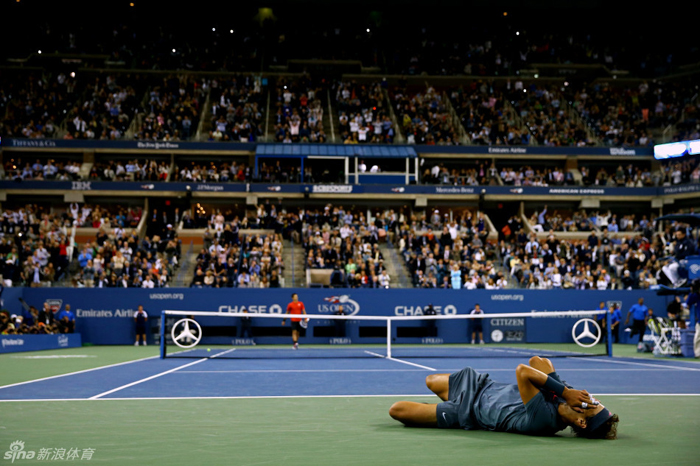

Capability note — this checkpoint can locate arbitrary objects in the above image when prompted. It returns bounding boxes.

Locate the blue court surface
[2,347,700,466]
[2,349,700,401]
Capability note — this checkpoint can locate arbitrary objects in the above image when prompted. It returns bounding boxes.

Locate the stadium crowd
[0,203,168,289]
[1,69,696,147]
[2,157,83,181]
[392,84,462,145]
[0,300,75,336]
[336,80,396,144]
[300,204,394,288]
[270,75,328,144]
[188,205,288,288]
[208,74,265,142]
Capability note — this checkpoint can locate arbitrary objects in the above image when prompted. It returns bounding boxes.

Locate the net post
[386,317,392,358]
[160,311,167,359]
[606,308,613,357]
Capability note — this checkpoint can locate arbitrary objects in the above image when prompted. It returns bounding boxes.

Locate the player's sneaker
[480,340,485,344]
[134,341,139,346]
[471,339,475,344]
[293,342,298,350]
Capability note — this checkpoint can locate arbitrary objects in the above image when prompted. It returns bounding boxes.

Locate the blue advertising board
[0,180,676,197]
[2,288,668,346]
[1,138,653,157]
[0,333,82,354]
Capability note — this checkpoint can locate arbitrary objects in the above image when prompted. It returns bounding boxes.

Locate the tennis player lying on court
[389,356,618,439]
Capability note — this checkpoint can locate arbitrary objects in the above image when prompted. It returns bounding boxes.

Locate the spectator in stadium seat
[37,302,55,328]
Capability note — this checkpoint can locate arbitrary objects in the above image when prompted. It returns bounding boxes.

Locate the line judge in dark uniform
[239,307,255,344]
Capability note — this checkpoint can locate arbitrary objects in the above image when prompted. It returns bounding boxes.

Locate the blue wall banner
[0,180,667,197]
[1,138,653,157]
[0,334,82,354]
[1,138,256,152]
[2,288,669,346]
[0,180,248,193]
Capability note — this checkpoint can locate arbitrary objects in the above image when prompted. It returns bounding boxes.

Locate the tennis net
[160,309,612,359]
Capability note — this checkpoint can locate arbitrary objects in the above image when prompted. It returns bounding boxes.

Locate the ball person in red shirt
[282,293,307,349]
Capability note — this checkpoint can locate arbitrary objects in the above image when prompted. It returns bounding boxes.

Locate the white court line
[364,351,436,371]
[176,367,700,374]
[575,357,700,372]
[1,393,699,403]
[11,355,97,359]
[0,354,162,391]
[179,369,429,373]
[89,348,237,400]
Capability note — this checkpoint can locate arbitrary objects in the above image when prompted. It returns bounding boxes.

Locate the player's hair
[572,413,619,440]
[291,293,298,298]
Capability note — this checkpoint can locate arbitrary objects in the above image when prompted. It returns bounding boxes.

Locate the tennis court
[1,343,699,466]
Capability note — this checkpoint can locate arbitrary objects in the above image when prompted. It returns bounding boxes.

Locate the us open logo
[318,295,360,316]
[46,299,63,313]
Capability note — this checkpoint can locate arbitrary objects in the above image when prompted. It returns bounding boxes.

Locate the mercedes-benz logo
[571,318,602,348]
[171,318,202,348]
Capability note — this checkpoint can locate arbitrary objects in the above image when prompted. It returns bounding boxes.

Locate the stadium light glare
[653,139,700,159]
[230,29,234,34]
[366,28,370,32]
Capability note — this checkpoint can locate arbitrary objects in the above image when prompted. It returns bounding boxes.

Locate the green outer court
[1,346,699,466]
